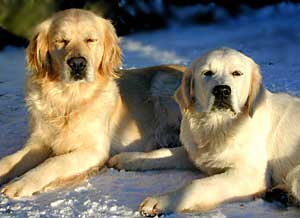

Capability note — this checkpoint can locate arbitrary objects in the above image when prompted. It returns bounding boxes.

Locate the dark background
[0,0,299,50]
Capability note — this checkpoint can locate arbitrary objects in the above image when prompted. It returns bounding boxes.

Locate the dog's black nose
[67,57,87,73]
[212,85,231,98]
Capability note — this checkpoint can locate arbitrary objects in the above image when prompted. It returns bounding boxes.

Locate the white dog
[109,48,300,216]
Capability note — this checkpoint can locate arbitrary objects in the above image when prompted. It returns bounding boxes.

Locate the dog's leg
[1,146,108,198]
[285,164,300,203]
[139,169,266,216]
[108,147,195,171]
[0,144,50,185]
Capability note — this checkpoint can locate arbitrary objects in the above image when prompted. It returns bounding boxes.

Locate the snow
[1,3,300,217]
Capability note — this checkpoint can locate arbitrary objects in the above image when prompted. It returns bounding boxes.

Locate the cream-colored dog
[0,9,186,198]
[109,48,300,216]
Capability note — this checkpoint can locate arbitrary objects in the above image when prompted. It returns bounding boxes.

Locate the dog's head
[26,9,121,82]
[175,48,262,117]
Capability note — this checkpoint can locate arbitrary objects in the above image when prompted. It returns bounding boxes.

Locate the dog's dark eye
[86,38,98,43]
[232,71,243,77]
[203,70,214,77]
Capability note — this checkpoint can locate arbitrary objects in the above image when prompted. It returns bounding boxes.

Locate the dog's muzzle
[67,57,87,81]
[212,85,233,111]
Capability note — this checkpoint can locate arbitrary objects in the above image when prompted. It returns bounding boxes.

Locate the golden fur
[110,48,300,216]
[0,9,186,198]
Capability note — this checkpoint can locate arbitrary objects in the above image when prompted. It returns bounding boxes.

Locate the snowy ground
[1,3,300,218]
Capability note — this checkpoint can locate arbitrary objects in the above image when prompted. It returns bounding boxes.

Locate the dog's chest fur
[25,77,118,155]
[180,110,244,175]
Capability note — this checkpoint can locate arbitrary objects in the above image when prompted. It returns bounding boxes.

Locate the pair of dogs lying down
[0,8,300,216]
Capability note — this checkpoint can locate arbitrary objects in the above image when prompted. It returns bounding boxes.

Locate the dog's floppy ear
[246,63,263,117]
[99,19,121,78]
[174,69,195,109]
[26,19,51,76]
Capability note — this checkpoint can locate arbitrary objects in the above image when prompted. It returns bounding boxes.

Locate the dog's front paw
[108,152,145,171]
[139,195,171,217]
[1,178,38,198]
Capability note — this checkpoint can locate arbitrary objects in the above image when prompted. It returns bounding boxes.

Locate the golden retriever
[109,48,300,216]
[0,8,187,198]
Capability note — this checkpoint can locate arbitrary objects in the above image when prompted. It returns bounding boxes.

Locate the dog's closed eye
[55,39,70,48]
[86,38,98,43]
